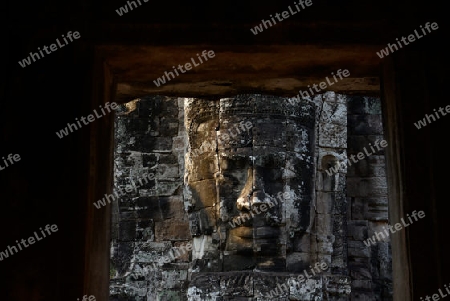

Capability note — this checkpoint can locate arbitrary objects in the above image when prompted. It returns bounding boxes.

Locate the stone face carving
[109,94,391,300]
[184,95,316,272]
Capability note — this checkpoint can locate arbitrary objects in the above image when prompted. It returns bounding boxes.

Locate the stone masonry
[346,97,393,300]
[109,93,392,300]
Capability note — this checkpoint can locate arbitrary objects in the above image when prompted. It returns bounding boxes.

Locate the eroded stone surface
[110,93,391,300]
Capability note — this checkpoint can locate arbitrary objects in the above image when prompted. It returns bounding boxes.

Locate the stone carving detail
[185,95,316,274]
[109,93,392,301]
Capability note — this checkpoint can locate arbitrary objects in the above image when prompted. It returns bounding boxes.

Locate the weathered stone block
[191,235,219,259]
[347,221,369,241]
[118,210,137,221]
[254,274,289,299]
[319,123,347,148]
[346,135,385,155]
[293,234,310,253]
[348,258,373,280]
[323,275,352,297]
[111,242,134,276]
[332,214,346,237]
[155,220,191,241]
[159,117,179,137]
[256,257,286,272]
[351,291,377,301]
[347,96,382,115]
[155,163,180,179]
[193,258,223,273]
[136,220,154,241]
[348,240,371,258]
[136,196,162,220]
[366,196,388,213]
[189,207,216,235]
[368,222,391,243]
[220,273,254,296]
[156,290,184,301]
[347,155,387,177]
[187,288,220,300]
[317,240,334,255]
[285,127,314,153]
[187,179,217,210]
[142,241,173,252]
[142,153,158,167]
[173,136,187,152]
[352,279,372,290]
[172,241,192,262]
[159,153,178,164]
[315,214,333,236]
[348,115,383,135]
[346,178,387,197]
[160,269,188,289]
[286,252,311,272]
[320,101,348,126]
[118,220,136,242]
[160,196,186,220]
[333,192,347,215]
[152,180,182,196]
[186,155,219,182]
[289,277,323,301]
[141,137,173,152]
[316,192,334,214]
[378,243,392,280]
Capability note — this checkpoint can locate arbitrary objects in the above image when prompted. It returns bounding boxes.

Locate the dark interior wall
[2,0,448,301]
[2,33,90,300]
[381,34,450,300]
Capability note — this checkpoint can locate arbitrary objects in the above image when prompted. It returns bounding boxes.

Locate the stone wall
[110,96,191,300]
[109,94,392,300]
[314,92,348,275]
[346,97,393,300]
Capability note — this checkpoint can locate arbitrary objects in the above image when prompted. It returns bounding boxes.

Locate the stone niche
[109,93,392,301]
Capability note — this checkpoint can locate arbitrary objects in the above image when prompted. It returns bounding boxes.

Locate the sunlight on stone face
[185,96,315,271]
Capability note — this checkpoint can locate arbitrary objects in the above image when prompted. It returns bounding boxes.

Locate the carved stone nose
[236,167,254,211]
[236,167,267,211]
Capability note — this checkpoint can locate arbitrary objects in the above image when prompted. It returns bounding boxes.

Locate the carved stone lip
[230,226,253,238]
[230,225,281,239]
